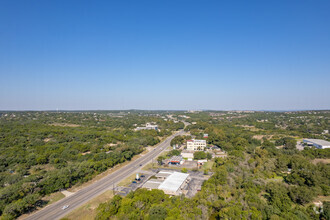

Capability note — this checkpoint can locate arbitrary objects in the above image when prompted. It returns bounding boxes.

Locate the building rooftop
[169,156,183,162]
[187,139,206,143]
[143,179,163,189]
[181,150,194,153]
[155,171,174,178]
[304,139,330,146]
[158,172,189,193]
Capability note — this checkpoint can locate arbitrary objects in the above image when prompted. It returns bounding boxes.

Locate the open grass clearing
[50,123,81,127]
[203,161,214,170]
[44,191,66,204]
[117,173,137,187]
[266,175,284,183]
[63,190,114,220]
[142,162,160,171]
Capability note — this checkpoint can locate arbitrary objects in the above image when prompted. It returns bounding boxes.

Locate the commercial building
[143,171,189,195]
[155,171,173,180]
[146,123,158,130]
[168,156,184,165]
[135,123,158,131]
[187,139,206,151]
[197,159,208,166]
[303,139,330,149]
[158,172,189,195]
[142,179,163,190]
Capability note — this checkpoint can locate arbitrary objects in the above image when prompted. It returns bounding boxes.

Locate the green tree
[194,151,207,160]
[167,150,181,157]
[266,182,292,213]
[157,156,165,165]
[289,186,315,205]
[149,205,167,220]
[283,138,297,150]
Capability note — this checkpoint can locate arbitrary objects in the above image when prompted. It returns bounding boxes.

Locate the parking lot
[115,172,155,196]
[115,168,210,197]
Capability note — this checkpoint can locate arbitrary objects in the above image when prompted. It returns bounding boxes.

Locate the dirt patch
[238,125,262,131]
[312,159,330,165]
[105,143,119,147]
[43,138,52,143]
[51,123,80,127]
[145,146,155,152]
[81,151,91,155]
[61,190,74,197]
[315,195,330,202]
[253,135,274,140]
[30,164,55,174]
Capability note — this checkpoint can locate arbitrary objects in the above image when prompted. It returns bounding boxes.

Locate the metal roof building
[143,179,163,190]
[168,156,183,165]
[158,172,189,195]
[142,171,190,195]
[303,139,330,149]
[155,170,174,180]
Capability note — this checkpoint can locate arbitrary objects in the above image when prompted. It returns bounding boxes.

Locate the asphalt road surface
[24,130,185,220]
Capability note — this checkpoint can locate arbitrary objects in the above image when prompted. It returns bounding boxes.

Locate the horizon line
[0,109,329,112]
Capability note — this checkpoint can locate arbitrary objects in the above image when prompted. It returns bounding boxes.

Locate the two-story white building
[187,139,206,151]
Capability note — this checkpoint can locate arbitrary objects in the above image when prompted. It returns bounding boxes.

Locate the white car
[62,205,69,210]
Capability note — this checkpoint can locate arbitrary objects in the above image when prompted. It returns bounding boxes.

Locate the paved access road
[25,130,185,220]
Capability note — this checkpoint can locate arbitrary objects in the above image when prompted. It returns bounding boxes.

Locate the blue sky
[0,0,329,110]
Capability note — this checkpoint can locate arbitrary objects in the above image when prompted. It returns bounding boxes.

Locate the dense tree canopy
[97,110,330,220]
[0,111,183,219]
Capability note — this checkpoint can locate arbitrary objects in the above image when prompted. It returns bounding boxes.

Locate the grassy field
[45,191,66,204]
[117,173,137,187]
[266,175,284,183]
[203,161,214,170]
[63,190,114,220]
[142,162,159,170]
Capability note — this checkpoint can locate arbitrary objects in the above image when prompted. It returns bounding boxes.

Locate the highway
[24,129,185,220]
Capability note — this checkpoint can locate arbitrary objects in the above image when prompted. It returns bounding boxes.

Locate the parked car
[141,175,145,178]
[132,181,137,183]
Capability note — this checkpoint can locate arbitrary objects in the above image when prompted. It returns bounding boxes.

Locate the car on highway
[62,205,69,210]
